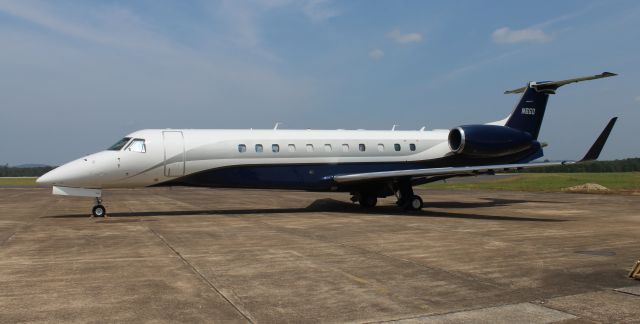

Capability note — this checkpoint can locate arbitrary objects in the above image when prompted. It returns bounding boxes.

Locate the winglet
[580,117,618,162]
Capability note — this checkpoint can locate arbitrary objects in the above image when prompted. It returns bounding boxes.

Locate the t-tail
[503,72,617,139]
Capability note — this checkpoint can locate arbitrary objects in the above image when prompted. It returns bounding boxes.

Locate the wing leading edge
[332,117,617,184]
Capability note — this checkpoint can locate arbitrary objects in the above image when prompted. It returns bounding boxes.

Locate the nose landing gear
[92,197,106,217]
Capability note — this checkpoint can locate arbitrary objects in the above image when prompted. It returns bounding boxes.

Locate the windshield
[124,139,146,153]
[107,137,131,151]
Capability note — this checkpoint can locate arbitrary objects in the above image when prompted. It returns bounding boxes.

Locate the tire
[359,195,378,208]
[401,195,423,211]
[409,195,423,210]
[92,205,106,217]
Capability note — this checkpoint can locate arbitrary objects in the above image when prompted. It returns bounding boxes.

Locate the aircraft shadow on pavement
[45,198,567,222]
[426,197,566,209]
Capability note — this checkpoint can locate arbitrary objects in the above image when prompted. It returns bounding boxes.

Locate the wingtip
[579,117,618,162]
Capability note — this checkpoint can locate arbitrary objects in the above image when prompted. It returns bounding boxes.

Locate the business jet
[38,72,618,217]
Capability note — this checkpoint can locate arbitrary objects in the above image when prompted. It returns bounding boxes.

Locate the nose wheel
[92,198,106,217]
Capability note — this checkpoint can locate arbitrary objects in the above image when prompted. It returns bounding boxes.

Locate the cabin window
[288,144,296,152]
[272,144,280,153]
[306,144,314,152]
[342,144,349,152]
[107,137,131,151]
[125,139,146,153]
[324,144,332,152]
[410,144,416,151]
[255,144,263,153]
[394,143,401,151]
[359,144,366,152]
[238,144,246,153]
[377,144,384,152]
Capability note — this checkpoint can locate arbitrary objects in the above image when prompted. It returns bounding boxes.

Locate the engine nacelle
[448,125,534,157]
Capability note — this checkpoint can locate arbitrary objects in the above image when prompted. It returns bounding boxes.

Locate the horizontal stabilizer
[580,117,618,162]
[505,72,617,94]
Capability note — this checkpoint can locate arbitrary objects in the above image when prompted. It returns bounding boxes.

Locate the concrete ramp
[383,303,575,324]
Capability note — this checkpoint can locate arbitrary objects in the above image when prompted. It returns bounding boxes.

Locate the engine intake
[448,125,534,157]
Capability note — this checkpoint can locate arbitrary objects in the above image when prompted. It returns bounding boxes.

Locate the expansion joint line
[147,226,256,323]
[248,217,502,290]
[1,196,56,247]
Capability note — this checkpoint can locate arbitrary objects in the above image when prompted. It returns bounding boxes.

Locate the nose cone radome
[36,161,87,186]
[36,154,106,188]
[36,170,56,185]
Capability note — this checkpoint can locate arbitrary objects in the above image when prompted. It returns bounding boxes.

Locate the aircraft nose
[36,158,96,187]
[37,164,72,185]
[36,172,52,185]
[36,152,115,188]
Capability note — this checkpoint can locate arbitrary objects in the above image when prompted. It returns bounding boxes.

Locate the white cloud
[302,0,340,22]
[387,29,423,44]
[492,27,551,44]
[443,49,523,80]
[369,48,384,60]
[0,1,320,164]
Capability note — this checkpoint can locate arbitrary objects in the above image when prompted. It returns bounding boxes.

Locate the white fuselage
[37,128,453,190]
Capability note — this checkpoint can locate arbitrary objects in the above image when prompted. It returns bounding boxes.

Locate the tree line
[0,165,56,177]
[520,157,640,173]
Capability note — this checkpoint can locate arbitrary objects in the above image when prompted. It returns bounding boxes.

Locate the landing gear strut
[396,178,423,211]
[92,197,106,217]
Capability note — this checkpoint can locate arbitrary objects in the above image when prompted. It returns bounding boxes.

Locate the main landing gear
[358,194,378,208]
[92,197,106,217]
[352,178,423,211]
[395,178,423,211]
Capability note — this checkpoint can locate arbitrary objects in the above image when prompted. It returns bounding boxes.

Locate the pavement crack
[146,226,256,324]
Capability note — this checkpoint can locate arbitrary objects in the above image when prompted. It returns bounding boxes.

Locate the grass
[422,172,640,192]
[0,177,38,187]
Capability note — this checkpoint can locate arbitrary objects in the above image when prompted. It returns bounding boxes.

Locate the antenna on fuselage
[274,122,283,130]
[419,126,426,131]
[392,124,399,131]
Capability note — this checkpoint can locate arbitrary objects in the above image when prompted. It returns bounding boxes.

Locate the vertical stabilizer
[503,72,616,139]
[504,86,549,139]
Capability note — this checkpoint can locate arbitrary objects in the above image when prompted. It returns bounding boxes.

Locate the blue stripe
[156,144,542,191]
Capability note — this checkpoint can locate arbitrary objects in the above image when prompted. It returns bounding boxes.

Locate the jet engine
[448,125,534,157]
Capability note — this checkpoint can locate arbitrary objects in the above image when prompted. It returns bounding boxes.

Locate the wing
[332,117,617,184]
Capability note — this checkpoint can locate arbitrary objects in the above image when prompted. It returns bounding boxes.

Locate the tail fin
[503,72,616,139]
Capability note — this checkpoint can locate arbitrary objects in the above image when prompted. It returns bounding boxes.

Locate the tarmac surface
[0,187,639,323]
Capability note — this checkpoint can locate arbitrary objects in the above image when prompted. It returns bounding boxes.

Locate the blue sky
[0,0,638,165]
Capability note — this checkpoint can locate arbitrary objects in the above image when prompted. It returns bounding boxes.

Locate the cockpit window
[125,139,146,153]
[107,137,131,151]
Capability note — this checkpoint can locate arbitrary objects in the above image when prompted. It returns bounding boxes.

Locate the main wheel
[359,195,378,208]
[92,204,106,217]
[403,195,423,211]
[410,195,423,210]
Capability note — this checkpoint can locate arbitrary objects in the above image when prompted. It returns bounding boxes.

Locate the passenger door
[163,131,185,177]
